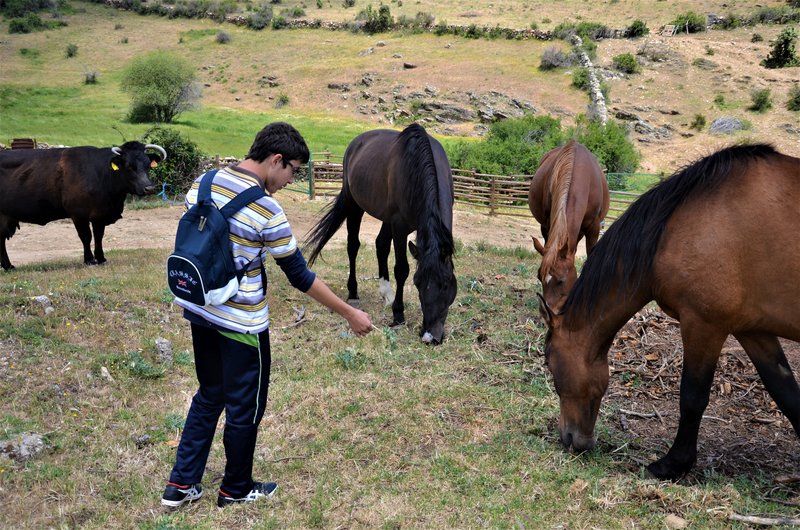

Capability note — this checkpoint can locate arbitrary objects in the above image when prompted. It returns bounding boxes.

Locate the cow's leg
[0,214,19,270]
[72,219,96,265]
[735,332,800,436]
[375,223,394,306]
[92,222,107,265]
[646,321,726,480]
[345,209,364,305]
[390,227,409,327]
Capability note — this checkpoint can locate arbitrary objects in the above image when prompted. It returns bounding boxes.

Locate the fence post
[489,173,497,216]
[308,153,315,200]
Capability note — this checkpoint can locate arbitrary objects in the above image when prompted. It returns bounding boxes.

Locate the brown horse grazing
[305,123,457,344]
[539,143,800,480]
[528,139,609,311]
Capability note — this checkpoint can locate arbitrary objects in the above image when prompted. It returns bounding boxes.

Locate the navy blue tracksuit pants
[169,323,271,498]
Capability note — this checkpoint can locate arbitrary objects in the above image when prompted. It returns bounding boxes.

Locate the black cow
[0,141,166,270]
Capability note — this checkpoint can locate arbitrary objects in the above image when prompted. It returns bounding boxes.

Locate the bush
[748,88,773,112]
[446,115,567,175]
[84,70,97,84]
[574,117,640,175]
[612,53,640,74]
[786,84,800,111]
[275,93,289,108]
[342,0,355,7]
[626,19,649,38]
[1,0,54,17]
[751,33,763,43]
[271,15,287,29]
[539,46,571,70]
[65,43,78,57]
[121,51,199,123]
[216,31,231,44]
[689,114,706,131]
[8,12,46,33]
[671,11,706,34]
[571,67,589,91]
[142,127,205,195]
[761,26,800,68]
[360,4,392,33]
[247,4,273,29]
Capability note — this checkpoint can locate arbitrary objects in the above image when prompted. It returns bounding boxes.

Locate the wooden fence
[308,152,646,222]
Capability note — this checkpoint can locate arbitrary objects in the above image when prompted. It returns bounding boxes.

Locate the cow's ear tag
[150,160,158,168]
[111,162,119,171]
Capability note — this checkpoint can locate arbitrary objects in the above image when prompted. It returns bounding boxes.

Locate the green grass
[0,243,795,528]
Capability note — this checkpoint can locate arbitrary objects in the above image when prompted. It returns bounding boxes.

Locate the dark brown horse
[305,123,457,344]
[528,139,609,311]
[539,144,800,480]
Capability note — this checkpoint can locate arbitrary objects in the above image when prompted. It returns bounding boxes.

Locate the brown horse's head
[533,237,578,313]
[410,241,458,344]
[539,294,609,452]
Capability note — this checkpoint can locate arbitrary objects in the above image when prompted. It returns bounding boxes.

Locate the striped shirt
[174,165,314,334]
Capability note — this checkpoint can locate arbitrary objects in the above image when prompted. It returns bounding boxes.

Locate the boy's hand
[347,308,373,336]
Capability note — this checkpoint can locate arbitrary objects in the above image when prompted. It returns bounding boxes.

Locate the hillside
[0,0,798,173]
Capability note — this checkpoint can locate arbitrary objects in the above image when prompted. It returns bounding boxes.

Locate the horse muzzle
[420,326,444,345]
[559,426,597,452]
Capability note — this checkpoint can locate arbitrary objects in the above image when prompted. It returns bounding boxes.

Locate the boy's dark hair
[246,122,310,164]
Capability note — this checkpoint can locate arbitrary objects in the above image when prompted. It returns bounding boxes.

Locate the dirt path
[5,193,575,268]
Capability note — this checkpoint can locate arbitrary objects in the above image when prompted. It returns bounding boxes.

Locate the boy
[162,122,373,508]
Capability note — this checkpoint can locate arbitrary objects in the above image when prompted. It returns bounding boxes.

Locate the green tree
[761,26,800,68]
[143,127,205,194]
[574,117,640,175]
[120,51,199,123]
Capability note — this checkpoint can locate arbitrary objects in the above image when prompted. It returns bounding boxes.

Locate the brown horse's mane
[541,140,575,276]
[562,143,779,325]
[397,124,455,280]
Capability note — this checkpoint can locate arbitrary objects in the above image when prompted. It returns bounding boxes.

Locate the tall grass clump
[786,83,800,111]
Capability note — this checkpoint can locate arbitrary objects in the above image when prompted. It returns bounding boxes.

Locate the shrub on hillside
[571,67,589,91]
[447,115,567,175]
[748,88,773,112]
[612,53,640,74]
[359,4,393,33]
[65,43,78,57]
[788,83,800,111]
[626,19,649,38]
[671,11,706,34]
[8,12,65,33]
[216,31,231,43]
[2,0,55,17]
[247,4,274,30]
[761,26,800,68]
[539,46,572,70]
[121,51,200,123]
[690,114,706,131]
[574,117,640,176]
[142,127,205,195]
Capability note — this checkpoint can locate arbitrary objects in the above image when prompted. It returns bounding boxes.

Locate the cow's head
[110,141,166,196]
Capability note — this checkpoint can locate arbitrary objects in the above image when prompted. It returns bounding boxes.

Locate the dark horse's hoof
[347,298,361,309]
[646,458,693,481]
[390,319,405,328]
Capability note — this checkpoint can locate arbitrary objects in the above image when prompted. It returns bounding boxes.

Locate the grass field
[0,239,797,528]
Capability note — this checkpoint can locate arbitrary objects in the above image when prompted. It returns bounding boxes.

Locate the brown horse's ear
[532,236,545,256]
[537,292,553,326]
[408,240,419,260]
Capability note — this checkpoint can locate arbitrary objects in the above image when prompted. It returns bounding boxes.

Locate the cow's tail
[304,191,349,267]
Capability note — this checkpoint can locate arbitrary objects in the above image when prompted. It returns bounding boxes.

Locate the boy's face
[264,154,303,194]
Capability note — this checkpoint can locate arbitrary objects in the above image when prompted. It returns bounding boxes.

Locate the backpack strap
[197,169,219,202]
[219,185,266,219]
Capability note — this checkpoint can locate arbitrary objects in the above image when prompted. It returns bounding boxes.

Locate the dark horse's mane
[562,143,778,323]
[398,124,455,279]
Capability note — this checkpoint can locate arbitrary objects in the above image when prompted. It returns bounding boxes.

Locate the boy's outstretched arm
[305,278,373,336]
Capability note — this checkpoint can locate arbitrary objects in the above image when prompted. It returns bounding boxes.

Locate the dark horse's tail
[305,190,348,266]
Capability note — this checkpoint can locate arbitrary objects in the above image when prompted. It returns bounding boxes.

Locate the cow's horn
[111,147,122,156]
[145,144,167,161]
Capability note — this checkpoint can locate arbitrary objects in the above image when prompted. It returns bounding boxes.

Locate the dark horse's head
[399,123,458,345]
[409,239,457,344]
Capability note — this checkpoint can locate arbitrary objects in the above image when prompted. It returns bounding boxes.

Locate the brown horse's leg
[735,332,800,436]
[345,210,364,303]
[584,225,600,255]
[647,324,726,480]
[390,227,409,326]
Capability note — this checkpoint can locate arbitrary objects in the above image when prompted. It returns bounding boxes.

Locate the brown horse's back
[654,151,800,340]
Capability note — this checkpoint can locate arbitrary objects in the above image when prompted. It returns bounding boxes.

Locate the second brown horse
[528,140,609,311]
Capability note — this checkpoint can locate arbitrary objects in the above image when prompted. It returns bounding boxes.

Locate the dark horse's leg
[72,218,97,265]
[92,222,107,265]
[735,332,800,435]
[345,209,365,304]
[647,322,726,480]
[389,226,409,326]
[375,223,394,305]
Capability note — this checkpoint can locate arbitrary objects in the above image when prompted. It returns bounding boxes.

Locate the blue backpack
[166,170,266,307]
